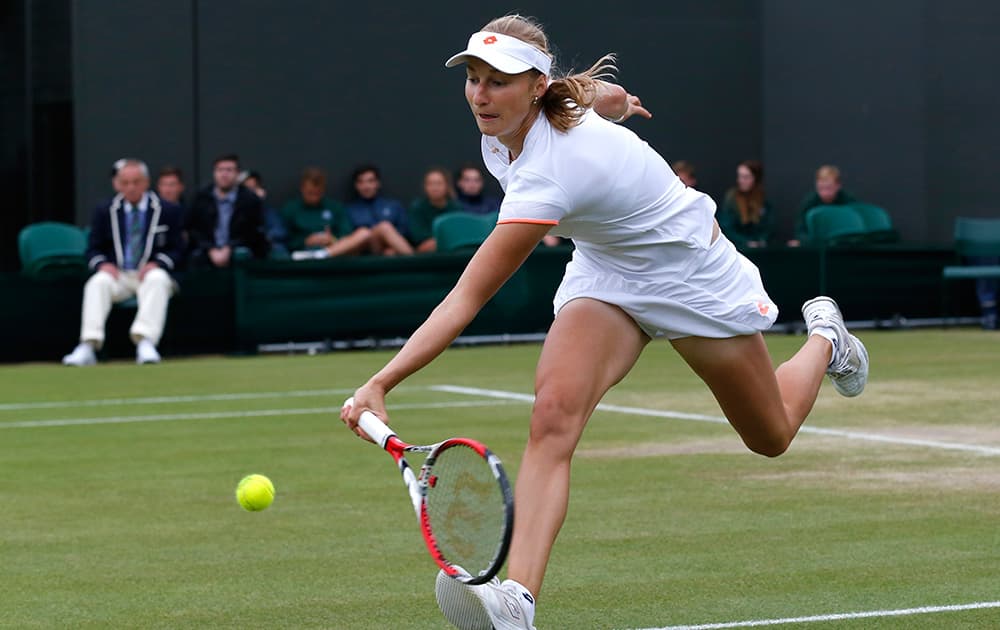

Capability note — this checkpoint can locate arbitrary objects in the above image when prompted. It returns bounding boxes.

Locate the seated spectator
[972,258,998,330]
[62,159,184,366]
[185,154,270,266]
[409,167,464,253]
[790,165,858,246]
[345,164,413,256]
[156,166,186,208]
[455,164,501,215]
[282,167,372,258]
[241,169,289,258]
[717,160,773,249]
[671,160,698,189]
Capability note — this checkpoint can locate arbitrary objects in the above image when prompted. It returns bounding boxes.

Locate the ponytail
[538,55,618,132]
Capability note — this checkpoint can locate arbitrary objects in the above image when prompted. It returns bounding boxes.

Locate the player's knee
[528,393,587,454]
[744,433,791,458]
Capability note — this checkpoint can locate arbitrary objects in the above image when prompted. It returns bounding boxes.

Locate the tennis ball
[236,474,275,512]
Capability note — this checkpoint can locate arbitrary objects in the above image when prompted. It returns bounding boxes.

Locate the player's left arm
[594,80,652,122]
[345,222,551,428]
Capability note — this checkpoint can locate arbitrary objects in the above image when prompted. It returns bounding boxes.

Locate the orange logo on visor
[483,35,498,44]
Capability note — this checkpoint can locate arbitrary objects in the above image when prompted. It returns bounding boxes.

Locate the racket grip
[343,397,396,449]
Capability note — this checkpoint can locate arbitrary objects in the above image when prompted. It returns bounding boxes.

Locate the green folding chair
[804,205,869,246]
[432,211,498,252]
[941,217,1000,325]
[17,221,88,277]
[851,203,899,243]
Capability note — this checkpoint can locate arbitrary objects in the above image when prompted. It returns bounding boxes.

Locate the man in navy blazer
[63,159,184,366]
[186,154,270,266]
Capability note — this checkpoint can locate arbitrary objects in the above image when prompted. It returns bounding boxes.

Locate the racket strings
[424,443,506,576]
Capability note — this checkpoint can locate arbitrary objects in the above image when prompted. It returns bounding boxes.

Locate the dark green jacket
[717,190,774,248]
[408,197,463,245]
[794,190,857,242]
[281,196,352,251]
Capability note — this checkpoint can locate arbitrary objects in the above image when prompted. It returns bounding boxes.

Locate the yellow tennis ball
[236,474,275,512]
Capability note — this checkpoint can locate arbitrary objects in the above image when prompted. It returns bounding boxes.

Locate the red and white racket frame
[346,398,513,584]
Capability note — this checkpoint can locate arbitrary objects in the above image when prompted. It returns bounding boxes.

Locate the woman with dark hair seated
[717,159,774,248]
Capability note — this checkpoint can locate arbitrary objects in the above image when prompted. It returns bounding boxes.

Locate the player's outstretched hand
[340,386,390,442]
[594,81,652,122]
[621,92,652,121]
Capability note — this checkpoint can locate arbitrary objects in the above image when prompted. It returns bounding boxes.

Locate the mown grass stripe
[432,385,1000,456]
[0,398,520,429]
[640,600,1000,629]
[0,388,357,411]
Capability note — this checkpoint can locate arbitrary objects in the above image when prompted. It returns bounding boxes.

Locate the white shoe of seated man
[136,338,161,364]
[436,570,536,630]
[62,342,97,366]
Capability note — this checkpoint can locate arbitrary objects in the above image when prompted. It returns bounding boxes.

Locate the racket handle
[343,397,396,449]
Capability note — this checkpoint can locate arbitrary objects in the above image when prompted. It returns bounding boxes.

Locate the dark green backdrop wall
[3,1,999,272]
[69,1,760,225]
[762,0,1000,243]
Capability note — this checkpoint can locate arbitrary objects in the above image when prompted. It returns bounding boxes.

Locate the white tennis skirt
[553,235,778,339]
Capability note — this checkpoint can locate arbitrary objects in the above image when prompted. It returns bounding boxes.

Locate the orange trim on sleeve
[497,218,559,226]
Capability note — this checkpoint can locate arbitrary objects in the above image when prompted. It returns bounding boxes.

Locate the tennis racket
[344,397,514,584]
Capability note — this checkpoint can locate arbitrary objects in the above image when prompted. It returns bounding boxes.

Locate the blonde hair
[816,165,842,183]
[482,14,616,133]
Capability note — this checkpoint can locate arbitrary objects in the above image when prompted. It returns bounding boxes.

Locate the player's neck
[497,133,525,161]
[498,111,540,161]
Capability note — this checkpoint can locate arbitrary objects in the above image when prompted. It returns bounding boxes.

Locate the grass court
[3,329,998,628]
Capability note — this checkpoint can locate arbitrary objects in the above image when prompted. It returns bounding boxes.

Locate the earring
[532,96,539,105]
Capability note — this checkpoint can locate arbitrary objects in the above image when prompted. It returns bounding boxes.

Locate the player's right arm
[343,221,552,431]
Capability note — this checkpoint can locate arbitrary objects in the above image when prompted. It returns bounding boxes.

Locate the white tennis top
[483,111,717,278]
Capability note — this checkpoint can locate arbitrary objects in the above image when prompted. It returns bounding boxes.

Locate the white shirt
[123,193,150,214]
[482,111,717,278]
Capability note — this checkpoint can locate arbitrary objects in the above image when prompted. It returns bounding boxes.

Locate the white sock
[810,326,838,367]
[502,579,536,625]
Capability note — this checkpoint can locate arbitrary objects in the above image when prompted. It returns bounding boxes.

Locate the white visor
[445,31,552,76]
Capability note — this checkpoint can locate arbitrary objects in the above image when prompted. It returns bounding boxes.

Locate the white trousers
[80,268,175,348]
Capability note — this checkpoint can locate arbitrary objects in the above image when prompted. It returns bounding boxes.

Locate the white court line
[431,385,1000,456]
[0,399,520,429]
[0,388,360,411]
[634,600,1000,629]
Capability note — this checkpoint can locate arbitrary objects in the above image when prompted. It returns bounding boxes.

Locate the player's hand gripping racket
[343,398,513,584]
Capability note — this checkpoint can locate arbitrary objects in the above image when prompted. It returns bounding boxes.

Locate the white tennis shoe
[435,570,536,630]
[136,338,161,364]
[801,296,869,397]
[62,342,97,366]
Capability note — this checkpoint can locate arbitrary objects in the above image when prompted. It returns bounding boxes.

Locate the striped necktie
[125,207,144,269]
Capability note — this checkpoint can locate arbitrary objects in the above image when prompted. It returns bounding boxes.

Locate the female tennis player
[342,15,868,629]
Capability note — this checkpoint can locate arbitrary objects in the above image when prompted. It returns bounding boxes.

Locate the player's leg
[670,332,828,456]
[436,298,648,629]
[507,297,650,598]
